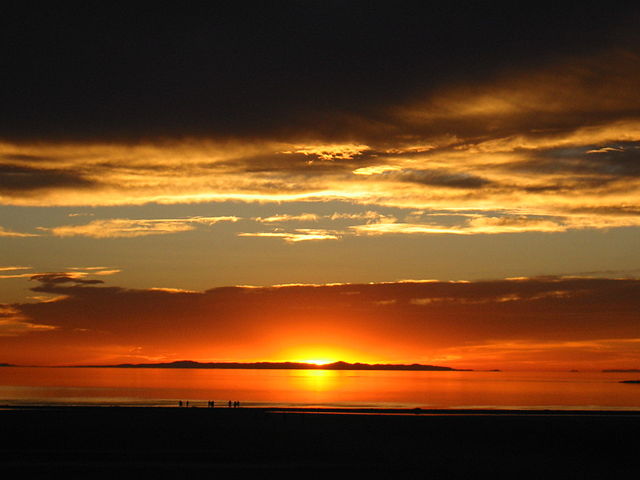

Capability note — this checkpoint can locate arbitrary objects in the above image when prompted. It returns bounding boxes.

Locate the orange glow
[281,345,358,366]
[1,279,639,371]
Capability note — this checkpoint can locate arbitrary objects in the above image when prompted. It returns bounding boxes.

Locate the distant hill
[0,363,14,367]
[603,369,640,372]
[77,360,471,371]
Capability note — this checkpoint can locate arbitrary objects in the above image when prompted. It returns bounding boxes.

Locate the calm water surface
[0,367,638,410]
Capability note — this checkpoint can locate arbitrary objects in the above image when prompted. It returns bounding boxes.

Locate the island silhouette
[73,360,472,371]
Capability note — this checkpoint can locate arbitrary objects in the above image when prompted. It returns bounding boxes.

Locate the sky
[1,3,639,369]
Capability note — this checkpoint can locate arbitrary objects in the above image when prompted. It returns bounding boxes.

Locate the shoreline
[2,404,640,416]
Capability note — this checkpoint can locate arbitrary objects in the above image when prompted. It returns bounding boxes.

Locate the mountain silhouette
[76,360,471,371]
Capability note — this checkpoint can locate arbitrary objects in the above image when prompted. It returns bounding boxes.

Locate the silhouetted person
[186,401,189,407]
[228,400,232,408]
[178,400,183,407]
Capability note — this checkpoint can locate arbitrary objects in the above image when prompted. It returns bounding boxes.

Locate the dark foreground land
[1,407,638,478]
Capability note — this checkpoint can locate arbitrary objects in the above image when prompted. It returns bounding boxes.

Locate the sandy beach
[1,406,637,477]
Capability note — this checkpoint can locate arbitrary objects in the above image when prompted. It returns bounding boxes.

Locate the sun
[303,359,334,366]
[282,344,359,365]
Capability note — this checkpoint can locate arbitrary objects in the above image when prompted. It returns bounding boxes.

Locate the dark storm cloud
[2,3,638,142]
[9,277,640,342]
[514,144,640,178]
[0,164,96,193]
[1,4,639,222]
[578,147,640,178]
[485,143,640,196]
[1,154,52,162]
[381,169,492,189]
[564,206,640,216]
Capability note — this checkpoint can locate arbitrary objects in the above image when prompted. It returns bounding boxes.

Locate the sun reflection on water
[291,369,340,393]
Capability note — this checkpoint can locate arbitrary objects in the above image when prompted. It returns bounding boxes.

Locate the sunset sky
[1,3,639,369]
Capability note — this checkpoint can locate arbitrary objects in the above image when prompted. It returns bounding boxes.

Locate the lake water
[1,367,638,410]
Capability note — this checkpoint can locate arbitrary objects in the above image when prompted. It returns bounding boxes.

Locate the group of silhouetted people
[209,400,241,408]
[178,400,240,408]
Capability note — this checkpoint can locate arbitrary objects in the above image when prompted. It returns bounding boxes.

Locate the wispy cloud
[238,229,340,243]
[0,226,38,237]
[350,213,640,236]
[254,213,320,223]
[253,211,388,225]
[279,143,370,161]
[0,266,34,279]
[0,305,57,336]
[1,267,120,281]
[0,273,36,279]
[44,216,239,238]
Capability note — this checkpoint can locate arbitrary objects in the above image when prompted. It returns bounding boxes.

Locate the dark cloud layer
[515,144,640,178]
[19,277,640,337]
[0,165,95,193]
[2,277,638,367]
[1,4,639,217]
[383,169,492,189]
[2,3,639,142]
